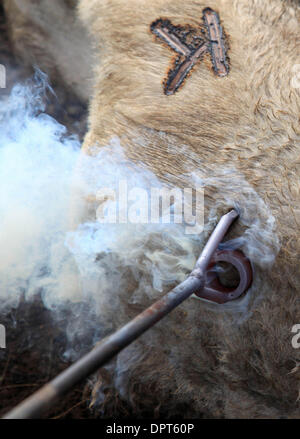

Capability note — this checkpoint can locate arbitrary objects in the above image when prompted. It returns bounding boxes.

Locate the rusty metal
[195,249,253,303]
[150,7,229,95]
[2,209,252,419]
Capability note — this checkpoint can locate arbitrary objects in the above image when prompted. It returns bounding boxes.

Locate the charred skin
[150,8,229,95]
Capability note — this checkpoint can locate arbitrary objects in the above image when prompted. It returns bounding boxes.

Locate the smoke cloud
[0,73,280,360]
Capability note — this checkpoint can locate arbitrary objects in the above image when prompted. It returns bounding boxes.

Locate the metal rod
[2,209,238,419]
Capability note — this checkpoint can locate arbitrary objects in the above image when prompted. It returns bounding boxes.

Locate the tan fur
[3,0,300,417]
[77,0,300,418]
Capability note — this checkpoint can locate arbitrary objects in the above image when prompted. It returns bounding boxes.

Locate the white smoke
[0,74,280,357]
[0,72,83,312]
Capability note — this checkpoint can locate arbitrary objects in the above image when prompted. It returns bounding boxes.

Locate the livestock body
[2,0,300,418]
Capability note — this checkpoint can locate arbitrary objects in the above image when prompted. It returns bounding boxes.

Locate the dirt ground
[0,299,96,418]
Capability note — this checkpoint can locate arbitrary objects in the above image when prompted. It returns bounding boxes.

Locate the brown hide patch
[150,7,230,95]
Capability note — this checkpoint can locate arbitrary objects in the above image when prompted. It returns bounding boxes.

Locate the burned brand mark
[150,7,229,95]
